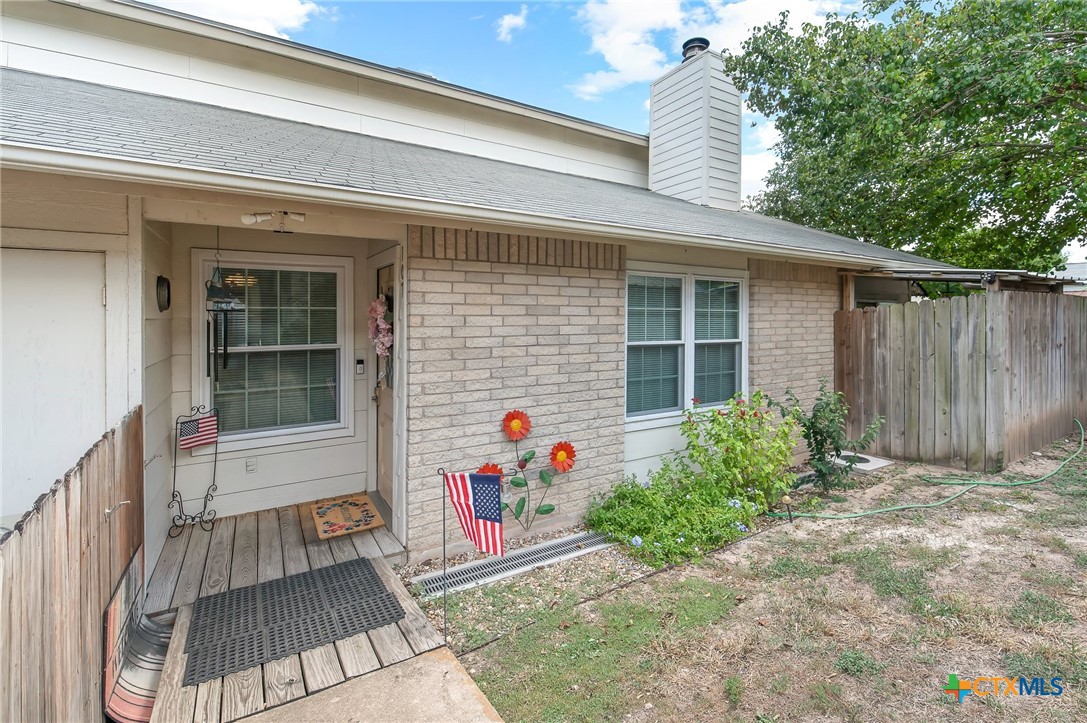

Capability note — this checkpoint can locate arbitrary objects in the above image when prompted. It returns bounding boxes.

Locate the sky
[146,0,1085,264]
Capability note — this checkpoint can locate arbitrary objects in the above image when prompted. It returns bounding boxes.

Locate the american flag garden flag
[444,472,504,556]
[179,413,218,450]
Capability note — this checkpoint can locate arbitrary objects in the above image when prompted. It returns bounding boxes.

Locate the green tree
[723,0,1086,272]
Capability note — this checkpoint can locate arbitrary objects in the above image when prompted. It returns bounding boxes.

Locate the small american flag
[444,472,504,556]
[179,413,218,450]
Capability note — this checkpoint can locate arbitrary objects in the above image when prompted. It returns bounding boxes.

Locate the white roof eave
[0,141,939,271]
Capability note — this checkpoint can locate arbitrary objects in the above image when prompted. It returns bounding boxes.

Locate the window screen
[693,279,741,405]
[213,267,340,434]
[626,275,683,415]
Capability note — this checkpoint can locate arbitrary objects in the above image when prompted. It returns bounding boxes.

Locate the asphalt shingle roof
[0,69,949,268]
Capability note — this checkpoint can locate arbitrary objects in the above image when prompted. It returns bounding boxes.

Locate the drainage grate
[413,531,611,597]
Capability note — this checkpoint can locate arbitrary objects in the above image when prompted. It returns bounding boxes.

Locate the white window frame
[190,249,354,454]
[625,261,749,432]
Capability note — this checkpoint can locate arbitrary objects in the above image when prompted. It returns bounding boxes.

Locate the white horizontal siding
[648,50,741,210]
[1,11,648,187]
[624,424,684,481]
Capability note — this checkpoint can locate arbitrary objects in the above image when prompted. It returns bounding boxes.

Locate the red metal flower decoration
[549,441,576,473]
[477,462,504,477]
[502,409,531,441]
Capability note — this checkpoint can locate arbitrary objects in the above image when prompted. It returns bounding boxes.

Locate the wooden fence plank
[917,300,936,460]
[966,295,987,471]
[0,529,11,723]
[889,304,906,459]
[902,301,920,459]
[934,299,953,460]
[50,485,70,722]
[65,469,83,722]
[6,530,23,723]
[985,292,1007,471]
[40,493,56,723]
[18,510,40,722]
[950,296,970,464]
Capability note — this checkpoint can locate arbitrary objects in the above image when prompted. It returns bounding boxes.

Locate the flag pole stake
[438,467,448,646]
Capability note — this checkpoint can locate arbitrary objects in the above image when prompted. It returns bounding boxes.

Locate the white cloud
[145,0,324,39]
[741,150,778,199]
[572,0,856,100]
[570,0,684,100]
[496,5,529,43]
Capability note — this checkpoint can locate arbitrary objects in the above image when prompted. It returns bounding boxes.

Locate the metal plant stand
[168,405,219,537]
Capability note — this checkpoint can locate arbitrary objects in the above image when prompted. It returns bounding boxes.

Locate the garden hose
[766,419,1083,521]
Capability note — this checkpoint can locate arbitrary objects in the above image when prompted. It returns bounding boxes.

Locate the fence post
[985,292,1007,471]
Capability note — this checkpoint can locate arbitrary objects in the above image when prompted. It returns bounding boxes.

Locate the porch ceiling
[0,68,953,271]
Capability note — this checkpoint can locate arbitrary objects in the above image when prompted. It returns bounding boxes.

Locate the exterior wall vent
[649,40,742,210]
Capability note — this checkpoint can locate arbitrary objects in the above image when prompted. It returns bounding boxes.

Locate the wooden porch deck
[145,505,443,723]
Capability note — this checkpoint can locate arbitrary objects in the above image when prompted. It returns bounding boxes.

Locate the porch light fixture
[240,211,306,227]
[240,212,274,225]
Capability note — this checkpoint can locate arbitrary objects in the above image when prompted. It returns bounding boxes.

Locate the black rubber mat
[183,556,405,686]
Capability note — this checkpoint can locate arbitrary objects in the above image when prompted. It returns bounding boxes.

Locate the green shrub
[586,391,797,567]
[773,380,882,492]
[834,650,885,676]
[676,389,799,510]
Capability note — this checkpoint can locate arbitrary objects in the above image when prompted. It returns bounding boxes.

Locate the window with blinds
[626,271,744,417]
[626,275,684,414]
[211,266,342,434]
[693,279,741,406]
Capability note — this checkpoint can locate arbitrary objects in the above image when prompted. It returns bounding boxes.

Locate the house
[0,0,949,581]
[1065,262,1087,296]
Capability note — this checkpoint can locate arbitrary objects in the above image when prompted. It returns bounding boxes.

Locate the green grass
[769,674,789,695]
[829,545,965,619]
[1039,534,1087,568]
[1004,645,1087,685]
[759,555,832,580]
[835,650,886,676]
[1008,591,1073,628]
[1023,569,1079,592]
[423,564,624,651]
[472,576,736,722]
[723,675,744,706]
[808,682,846,714]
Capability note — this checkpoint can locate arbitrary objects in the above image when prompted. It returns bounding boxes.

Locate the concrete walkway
[247,647,502,723]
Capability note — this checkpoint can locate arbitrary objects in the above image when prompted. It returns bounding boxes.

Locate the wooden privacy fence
[835,292,1087,471]
[0,407,144,722]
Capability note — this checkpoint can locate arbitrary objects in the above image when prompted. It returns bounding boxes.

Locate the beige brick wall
[404,226,626,560]
[748,259,841,409]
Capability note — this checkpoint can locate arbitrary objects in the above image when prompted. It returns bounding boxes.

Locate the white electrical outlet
[245,457,257,473]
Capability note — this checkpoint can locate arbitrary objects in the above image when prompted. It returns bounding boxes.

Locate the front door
[375,263,395,511]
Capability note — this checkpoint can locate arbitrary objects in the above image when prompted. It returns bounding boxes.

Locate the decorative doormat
[310,494,385,540]
[182,557,405,686]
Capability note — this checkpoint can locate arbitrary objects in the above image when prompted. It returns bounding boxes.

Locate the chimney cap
[682,37,711,60]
